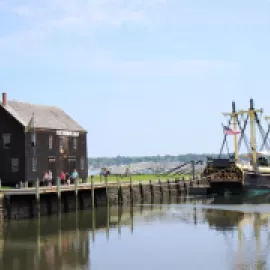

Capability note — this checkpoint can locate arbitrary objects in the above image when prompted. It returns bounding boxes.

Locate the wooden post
[35,178,40,221]
[191,160,195,180]
[91,175,95,208]
[36,178,40,201]
[75,178,78,210]
[129,175,133,203]
[75,178,78,196]
[158,178,162,194]
[149,180,153,201]
[117,174,120,204]
[167,179,170,190]
[129,175,133,188]
[105,175,109,204]
[57,177,61,199]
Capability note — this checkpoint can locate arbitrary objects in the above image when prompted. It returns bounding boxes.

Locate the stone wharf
[0,178,209,220]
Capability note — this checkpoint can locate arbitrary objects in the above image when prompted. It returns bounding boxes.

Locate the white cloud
[0,0,242,78]
[0,0,165,48]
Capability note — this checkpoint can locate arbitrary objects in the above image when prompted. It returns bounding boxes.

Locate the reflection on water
[0,194,270,269]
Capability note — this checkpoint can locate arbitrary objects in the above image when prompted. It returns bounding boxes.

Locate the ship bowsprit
[201,157,244,195]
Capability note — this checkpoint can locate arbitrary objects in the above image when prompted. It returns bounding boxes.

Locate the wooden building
[0,92,88,186]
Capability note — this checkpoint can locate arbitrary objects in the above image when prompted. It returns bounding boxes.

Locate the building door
[48,157,57,180]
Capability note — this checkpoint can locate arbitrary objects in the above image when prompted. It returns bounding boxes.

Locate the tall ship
[201,99,270,193]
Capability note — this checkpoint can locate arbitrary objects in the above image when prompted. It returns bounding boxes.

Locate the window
[11,158,19,172]
[73,137,77,149]
[32,157,37,172]
[80,157,85,170]
[2,133,11,149]
[59,137,64,153]
[49,135,53,149]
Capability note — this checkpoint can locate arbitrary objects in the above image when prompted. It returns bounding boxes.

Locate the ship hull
[243,172,270,191]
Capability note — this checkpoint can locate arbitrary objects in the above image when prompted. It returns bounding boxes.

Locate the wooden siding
[0,106,25,185]
[25,130,88,182]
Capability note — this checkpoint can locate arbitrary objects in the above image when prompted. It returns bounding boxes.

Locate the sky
[0,0,270,157]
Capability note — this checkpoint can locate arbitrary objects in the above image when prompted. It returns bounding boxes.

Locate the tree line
[88,153,231,169]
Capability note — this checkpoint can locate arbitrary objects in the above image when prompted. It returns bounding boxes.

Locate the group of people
[42,169,79,186]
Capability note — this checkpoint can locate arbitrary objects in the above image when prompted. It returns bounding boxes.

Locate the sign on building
[56,130,79,137]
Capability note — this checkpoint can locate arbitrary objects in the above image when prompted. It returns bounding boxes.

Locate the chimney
[2,92,7,106]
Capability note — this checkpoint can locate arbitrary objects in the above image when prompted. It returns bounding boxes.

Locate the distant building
[0,92,88,186]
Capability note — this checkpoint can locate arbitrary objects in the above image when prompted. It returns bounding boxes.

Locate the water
[1,194,270,270]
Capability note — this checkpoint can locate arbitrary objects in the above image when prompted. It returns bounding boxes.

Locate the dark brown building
[0,92,88,186]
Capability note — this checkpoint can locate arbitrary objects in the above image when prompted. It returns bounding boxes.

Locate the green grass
[0,186,13,190]
[88,173,192,184]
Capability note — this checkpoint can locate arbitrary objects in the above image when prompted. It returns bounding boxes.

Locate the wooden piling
[158,178,162,193]
[129,175,133,203]
[149,180,153,202]
[167,179,171,196]
[36,178,40,201]
[75,178,79,210]
[105,175,109,204]
[139,180,143,201]
[91,176,95,208]
[117,174,120,204]
[75,178,78,196]
[57,177,61,199]
[191,160,195,180]
[35,178,40,218]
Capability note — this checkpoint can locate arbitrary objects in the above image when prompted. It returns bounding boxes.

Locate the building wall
[0,106,25,185]
[25,130,88,182]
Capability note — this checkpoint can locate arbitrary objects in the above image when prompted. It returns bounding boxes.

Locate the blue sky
[0,0,270,157]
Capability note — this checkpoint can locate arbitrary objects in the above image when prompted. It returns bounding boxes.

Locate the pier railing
[0,174,207,197]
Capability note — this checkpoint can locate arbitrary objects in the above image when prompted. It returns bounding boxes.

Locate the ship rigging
[202,98,270,193]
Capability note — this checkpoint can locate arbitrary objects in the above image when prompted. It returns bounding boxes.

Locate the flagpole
[232,101,239,161]
[32,112,36,181]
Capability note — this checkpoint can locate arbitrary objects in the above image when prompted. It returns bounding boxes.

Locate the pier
[0,177,209,221]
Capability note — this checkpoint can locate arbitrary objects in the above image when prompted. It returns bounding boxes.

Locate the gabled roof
[1,100,86,132]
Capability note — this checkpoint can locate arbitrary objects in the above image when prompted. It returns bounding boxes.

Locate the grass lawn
[89,173,193,184]
[0,186,13,190]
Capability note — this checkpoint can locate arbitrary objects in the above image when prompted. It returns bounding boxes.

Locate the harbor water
[1,193,270,269]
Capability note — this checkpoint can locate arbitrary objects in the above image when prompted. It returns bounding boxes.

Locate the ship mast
[238,99,263,167]
[223,101,239,160]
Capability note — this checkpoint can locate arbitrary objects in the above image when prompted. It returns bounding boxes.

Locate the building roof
[1,100,86,132]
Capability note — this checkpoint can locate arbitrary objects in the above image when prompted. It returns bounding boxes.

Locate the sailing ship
[202,98,270,192]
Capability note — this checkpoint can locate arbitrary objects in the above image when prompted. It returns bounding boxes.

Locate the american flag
[223,125,241,135]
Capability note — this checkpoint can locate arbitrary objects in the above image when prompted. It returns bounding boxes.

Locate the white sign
[56,130,79,137]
